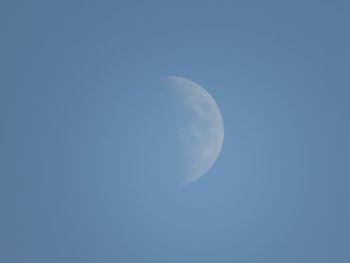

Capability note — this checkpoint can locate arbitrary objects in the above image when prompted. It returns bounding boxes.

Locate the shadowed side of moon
[164,76,224,184]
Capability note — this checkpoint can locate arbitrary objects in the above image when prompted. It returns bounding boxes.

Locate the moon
[165,76,224,184]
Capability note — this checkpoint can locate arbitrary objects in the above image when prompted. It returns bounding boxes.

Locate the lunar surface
[165,76,224,184]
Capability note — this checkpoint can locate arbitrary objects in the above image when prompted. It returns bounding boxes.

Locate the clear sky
[1,0,350,262]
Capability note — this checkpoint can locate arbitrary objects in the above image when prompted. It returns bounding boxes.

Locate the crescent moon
[165,76,224,184]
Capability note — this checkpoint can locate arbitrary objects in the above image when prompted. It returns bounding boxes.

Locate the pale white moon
[165,76,224,184]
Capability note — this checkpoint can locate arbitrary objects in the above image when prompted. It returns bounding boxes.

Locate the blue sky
[1,0,350,262]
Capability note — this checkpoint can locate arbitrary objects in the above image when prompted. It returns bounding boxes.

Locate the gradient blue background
[1,0,350,262]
